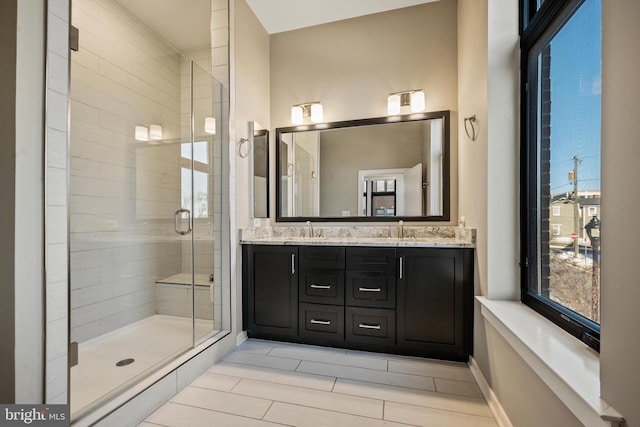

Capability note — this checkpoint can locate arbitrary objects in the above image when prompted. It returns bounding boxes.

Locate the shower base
[70,314,216,419]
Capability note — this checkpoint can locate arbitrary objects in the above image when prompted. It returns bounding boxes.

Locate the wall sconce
[135,125,148,141]
[387,89,425,115]
[149,124,163,140]
[204,117,216,134]
[291,102,323,125]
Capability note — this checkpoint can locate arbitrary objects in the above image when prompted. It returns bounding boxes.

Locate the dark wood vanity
[242,243,473,362]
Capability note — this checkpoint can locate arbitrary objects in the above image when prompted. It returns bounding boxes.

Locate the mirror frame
[275,110,450,222]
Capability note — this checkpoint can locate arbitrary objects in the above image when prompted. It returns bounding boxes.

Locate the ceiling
[245,0,439,34]
[114,0,438,52]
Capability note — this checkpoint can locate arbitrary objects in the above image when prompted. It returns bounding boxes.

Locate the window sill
[476,296,623,426]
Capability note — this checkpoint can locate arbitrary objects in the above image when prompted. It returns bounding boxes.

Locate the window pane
[529,0,601,324]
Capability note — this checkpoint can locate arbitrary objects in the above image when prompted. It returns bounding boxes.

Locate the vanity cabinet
[397,248,473,359]
[243,244,473,361]
[243,245,298,339]
[298,247,346,344]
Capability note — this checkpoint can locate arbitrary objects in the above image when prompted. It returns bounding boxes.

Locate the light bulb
[387,94,401,115]
[204,117,216,134]
[149,124,163,140]
[135,126,148,141]
[411,90,425,112]
[310,103,323,123]
[291,105,303,125]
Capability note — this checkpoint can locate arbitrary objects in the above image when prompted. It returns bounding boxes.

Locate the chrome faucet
[306,221,314,238]
[398,220,404,239]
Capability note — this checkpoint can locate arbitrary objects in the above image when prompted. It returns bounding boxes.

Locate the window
[588,206,597,217]
[520,0,601,351]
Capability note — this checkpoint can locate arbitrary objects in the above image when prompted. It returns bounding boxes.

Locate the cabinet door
[397,248,471,360]
[243,245,298,338]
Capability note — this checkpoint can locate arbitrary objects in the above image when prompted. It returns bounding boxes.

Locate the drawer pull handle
[310,319,331,325]
[310,284,332,289]
[358,287,381,292]
[358,323,381,330]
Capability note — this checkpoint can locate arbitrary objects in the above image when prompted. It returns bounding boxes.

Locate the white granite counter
[240,226,475,248]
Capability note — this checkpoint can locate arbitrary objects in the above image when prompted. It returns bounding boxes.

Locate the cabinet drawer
[346,307,395,347]
[346,270,396,309]
[300,246,345,270]
[346,247,396,272]
[299,269,345,305]
[299,303,344,342]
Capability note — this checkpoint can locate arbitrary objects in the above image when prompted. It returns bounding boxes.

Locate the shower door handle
[174,208,192,235]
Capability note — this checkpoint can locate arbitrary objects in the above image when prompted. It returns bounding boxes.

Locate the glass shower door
[69,20,222,418]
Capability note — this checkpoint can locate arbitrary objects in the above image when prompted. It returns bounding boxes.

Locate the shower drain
[116,358,135,367]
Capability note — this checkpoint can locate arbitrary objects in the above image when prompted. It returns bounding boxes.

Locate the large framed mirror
[276,110,450,222]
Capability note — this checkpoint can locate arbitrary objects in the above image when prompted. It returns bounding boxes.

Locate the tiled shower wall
[69,0,221,342]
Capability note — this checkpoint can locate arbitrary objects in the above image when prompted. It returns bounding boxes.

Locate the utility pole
[572,155,581,256]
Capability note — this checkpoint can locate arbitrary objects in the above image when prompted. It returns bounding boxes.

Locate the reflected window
[182,141,210,218]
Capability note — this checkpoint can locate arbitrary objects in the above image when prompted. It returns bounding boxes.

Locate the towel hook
[464,115,478,142]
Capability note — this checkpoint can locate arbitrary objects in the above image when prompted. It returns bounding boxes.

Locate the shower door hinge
[69,341,79,368]
[70,25,79,52]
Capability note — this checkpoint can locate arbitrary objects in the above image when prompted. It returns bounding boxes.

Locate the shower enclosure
[69,0,228,420]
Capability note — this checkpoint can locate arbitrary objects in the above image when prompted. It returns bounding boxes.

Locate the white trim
[477,297,624,427]
[468,356,513,427]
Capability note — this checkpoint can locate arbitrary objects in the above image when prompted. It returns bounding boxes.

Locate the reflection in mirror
[250,121,269,218]
[276,111,450,222]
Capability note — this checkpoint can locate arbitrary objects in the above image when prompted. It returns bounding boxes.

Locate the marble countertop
[240,226,475,248]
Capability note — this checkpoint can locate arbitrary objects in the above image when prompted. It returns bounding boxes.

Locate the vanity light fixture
[387,89,425,115]
[291,102,323,125]
[204,116,216,134]
[135,125,149,141]
[149,124,163,140]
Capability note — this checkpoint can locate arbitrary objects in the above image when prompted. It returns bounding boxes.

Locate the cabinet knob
[310,284,331,289]
[310,319,331,325]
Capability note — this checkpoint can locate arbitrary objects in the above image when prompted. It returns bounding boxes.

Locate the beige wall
[233,0,270,335]
[600,1,640,425]
[234,0,270,229]
[270,0,458,224]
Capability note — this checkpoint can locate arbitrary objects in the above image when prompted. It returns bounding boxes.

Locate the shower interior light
[135,125,148,141]
[149,124,163,140]
[205,117,216,134]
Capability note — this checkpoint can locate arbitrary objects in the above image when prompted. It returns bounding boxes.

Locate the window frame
[520,0,601,352]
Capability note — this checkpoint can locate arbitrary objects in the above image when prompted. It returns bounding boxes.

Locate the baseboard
[468,356,513,427]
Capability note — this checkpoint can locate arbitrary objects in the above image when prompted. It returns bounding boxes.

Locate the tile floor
[140,339,497,427]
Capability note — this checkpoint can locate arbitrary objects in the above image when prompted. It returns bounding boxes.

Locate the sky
[548,0,601,195]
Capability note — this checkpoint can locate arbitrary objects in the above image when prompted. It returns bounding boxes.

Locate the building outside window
[521,0,602,350]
